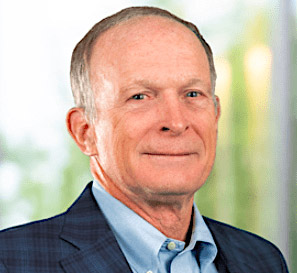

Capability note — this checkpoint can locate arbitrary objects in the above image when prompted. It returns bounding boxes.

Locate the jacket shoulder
[0,210,66,237]
[0,210,71,271]
[203,217,289,272]
[0,183,99,271]
[204,216,279,248]
[0,211,66,250]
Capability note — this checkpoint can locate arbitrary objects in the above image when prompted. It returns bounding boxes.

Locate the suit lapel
[59,234,131,273]
[58,182,132,273]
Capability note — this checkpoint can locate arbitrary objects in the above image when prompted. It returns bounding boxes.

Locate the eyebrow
[122,78,206,93]
[181,78,205,89]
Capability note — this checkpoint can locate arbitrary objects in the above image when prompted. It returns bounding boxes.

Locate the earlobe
[66,108,98,156]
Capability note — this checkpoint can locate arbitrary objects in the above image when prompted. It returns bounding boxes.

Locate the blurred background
[0,0,296,271]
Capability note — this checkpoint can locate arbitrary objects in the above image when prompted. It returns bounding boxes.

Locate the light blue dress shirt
[92,180,218,273]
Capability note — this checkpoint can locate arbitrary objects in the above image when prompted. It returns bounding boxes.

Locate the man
[0,6,289,273]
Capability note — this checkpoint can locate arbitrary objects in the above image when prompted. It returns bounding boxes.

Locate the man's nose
[159,96,189,135]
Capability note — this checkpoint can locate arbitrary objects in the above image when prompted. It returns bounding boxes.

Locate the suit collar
[59,182,132,273]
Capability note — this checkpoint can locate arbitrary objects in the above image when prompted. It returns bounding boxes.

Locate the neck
[132,197,194,241]
[90,157,194,241]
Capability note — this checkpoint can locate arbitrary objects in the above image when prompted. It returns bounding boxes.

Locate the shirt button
[167,241,176,251]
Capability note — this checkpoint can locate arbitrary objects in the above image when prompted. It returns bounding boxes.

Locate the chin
[136,173,204,197]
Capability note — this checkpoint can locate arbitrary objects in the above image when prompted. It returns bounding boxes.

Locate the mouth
[142,152,197,166]
[141,152,197,166]
[142,152,197,160]
[144,153,195,156]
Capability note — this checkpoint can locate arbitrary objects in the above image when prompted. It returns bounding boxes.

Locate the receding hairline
[85,13,204,66]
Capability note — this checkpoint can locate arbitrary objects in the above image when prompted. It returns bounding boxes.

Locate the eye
[186,91,200,97]
[131,93,146,100]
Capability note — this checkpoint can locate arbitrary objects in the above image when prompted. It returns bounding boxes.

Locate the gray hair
[70,6,217,121]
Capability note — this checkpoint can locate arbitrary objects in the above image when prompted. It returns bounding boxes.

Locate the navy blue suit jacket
[0,182,289,272]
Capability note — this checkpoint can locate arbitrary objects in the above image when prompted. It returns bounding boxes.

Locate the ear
[214,95,221,122]
[66,108,98,156]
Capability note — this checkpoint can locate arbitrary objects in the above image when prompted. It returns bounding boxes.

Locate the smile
[144,153,194,156]
[142,153,197,164]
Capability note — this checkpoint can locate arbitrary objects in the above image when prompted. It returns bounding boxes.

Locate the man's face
[88,16,220,202]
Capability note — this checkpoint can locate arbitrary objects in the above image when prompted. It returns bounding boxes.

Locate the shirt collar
[92,180,217,272]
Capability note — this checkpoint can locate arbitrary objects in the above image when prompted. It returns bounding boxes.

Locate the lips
[141,152,197,167]
[144,152,195,156]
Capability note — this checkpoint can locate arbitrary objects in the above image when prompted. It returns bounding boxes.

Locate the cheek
[113,111,157,169]
[194,111,218,146]
[108,113,145,162]
[118,109,157,141]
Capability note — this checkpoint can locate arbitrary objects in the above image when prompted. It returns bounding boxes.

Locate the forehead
[88,15,210,90]
[94,15,198,48]
[90,15,205,62]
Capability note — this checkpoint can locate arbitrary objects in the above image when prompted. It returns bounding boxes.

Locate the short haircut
[70,6,217,120]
